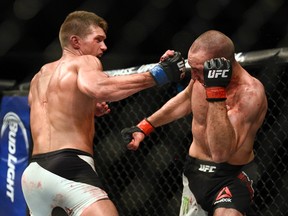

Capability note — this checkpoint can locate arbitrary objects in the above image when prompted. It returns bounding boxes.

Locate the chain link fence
[1,48,286,216]
[93,48,288,216]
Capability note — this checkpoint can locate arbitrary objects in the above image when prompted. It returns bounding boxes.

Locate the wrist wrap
[137,118,155,136]
[150,65,169,86]
[206,87,227,102]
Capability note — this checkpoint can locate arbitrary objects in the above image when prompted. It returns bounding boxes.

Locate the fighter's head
[59,11,108,57]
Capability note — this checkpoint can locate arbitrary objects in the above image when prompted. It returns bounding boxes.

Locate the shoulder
[245,73,266,101]
[232,66,266,99]
[235,73,267,119]
[73,55,103,72]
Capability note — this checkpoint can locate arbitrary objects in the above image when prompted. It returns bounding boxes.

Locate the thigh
[22,162,110,216]
[22,162,53,216]
[212,177,252,214]
[81,199,118,216]
[214,207,243,216]
[211,162,259,215]
[179,174,208,216]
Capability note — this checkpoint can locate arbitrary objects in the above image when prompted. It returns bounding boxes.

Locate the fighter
[121,30,268,216]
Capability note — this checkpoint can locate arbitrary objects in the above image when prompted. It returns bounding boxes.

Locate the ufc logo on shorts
[199,164,216,173]
[207,69,229,78]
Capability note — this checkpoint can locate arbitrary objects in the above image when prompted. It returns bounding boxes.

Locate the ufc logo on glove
[207,69,230,78]
[203,58,232,101]
[177,61,185,70]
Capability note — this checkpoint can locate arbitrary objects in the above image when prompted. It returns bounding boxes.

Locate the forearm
[206,102,236,162]
[79,50,185,102]
[147,91,191,128]
[86,72,156,102]
[121,82,191,149]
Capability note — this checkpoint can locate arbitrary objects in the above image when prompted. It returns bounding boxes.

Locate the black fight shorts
[183,156,258,215]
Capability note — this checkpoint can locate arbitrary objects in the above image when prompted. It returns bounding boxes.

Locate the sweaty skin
[128,41,267,166]
[126,30,268,216]
[187,59,267,165]
[28,25,159,156]
[25,10,183,216]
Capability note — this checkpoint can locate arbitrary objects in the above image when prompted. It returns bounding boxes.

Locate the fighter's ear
[70,35,80,49]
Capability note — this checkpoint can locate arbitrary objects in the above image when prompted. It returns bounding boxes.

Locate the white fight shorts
[21,149,109,216]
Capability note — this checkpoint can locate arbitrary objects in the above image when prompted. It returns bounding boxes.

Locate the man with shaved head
[122,30,268,216]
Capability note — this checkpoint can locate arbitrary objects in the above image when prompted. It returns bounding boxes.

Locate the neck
[63,47,81,56]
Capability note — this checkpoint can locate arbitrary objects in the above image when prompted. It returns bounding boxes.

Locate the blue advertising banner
[0,95,31,216]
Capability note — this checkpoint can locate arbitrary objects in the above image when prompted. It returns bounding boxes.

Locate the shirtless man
[121,30,268,216]
[21,11,185,216]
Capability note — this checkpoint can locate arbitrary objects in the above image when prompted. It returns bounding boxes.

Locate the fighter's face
[79,26,107,58]
[188,54,205,84]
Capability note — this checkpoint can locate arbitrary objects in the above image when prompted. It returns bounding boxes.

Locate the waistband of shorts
[31,148,93,160]
[185,155,255,174]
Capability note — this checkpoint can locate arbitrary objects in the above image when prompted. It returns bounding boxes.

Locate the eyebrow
[95,35,106,40]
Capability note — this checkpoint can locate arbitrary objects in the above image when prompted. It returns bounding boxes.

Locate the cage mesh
[94,60,288,216]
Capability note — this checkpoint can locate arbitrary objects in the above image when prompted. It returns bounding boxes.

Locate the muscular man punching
[122,30,268,216]
[21,11,185,216]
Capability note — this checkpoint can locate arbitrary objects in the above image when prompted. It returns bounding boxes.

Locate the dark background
[1,1,288,216]
[0,0,288,86]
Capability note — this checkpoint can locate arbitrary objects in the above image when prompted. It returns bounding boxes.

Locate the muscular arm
[206,102,236,162]
[123,80,193,150]
[77,55,156,102]
[148,80,193,127]
[207,80,267,163]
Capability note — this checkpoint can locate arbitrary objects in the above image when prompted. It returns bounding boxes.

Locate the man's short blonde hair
[59,11,108,48]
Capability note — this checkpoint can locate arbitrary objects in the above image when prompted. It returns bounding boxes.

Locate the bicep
[150,82,192,127]
[77,56,107,98]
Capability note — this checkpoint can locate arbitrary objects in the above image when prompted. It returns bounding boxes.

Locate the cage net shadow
[93,48,288,216]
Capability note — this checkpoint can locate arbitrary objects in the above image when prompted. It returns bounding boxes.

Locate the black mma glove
[121,118,154,144]
[203,58,232,102]
[150,51,186,85]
